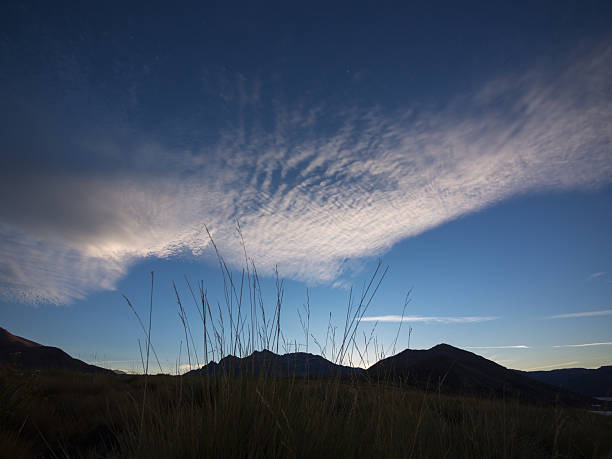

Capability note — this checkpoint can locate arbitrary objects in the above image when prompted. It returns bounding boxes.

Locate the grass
[1,369,612,458]
[2,227,612,457]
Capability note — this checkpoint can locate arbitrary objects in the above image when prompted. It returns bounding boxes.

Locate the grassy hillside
[1,368,611,458]
[3,241,610,457]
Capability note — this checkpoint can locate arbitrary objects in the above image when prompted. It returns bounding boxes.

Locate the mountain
[0,327,113,374]
[366,344,591,406]
[185,345,592,406]
[3,326,599,407]
[185,349,367,378]
[520,366,612,398]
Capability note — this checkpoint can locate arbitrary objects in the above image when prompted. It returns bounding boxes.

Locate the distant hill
[0,327,113,374]
[185,349,366,378]
[366,344,591,406]
[185,344,593,406]
[2,326,602,407]
[520,366,612,398]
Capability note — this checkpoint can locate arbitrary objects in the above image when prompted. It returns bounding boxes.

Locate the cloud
[524,361,579,371]
[552,342,612,348]
[466,345,529,349]
[1,44,612,303]
[546,309,612,319]
[357,315,499,324]
[588,272,606,280]
[88,359,141,365]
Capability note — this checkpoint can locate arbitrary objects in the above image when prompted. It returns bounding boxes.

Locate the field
[3,245,611,458]
[2,368,612,458]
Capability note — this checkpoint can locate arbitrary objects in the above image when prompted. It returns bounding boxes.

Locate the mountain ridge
[520,366,612,398]
[185,342,594,406]
[0,327,113,374]
[366,343,592,405]
[1,327,604,406]
[185,348,366,378]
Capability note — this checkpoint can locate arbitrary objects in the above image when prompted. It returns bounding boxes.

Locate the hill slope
[366,344,591,406]
[521,366,612,397]
[185,349,366,378]
[0,327,113,374]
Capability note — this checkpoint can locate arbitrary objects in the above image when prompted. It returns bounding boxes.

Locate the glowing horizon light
[357,315,499,323]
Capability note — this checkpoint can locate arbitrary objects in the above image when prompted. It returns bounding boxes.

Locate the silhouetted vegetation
[2,368,612,458]
[2,229,611,458]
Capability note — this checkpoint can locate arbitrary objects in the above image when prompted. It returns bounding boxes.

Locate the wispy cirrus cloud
[89,360,142,365]
[552,342,612,348]
[588,272,606,280]
[546,309,612,319]
[466,345,529,349]
[357,315,499,324]
[1,44,612,304]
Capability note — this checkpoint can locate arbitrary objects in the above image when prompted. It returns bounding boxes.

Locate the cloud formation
[358,315,499,324]
[546,309,612,319]
[466,345,529,349]
[1,44,612,304]
[552,342,612,348]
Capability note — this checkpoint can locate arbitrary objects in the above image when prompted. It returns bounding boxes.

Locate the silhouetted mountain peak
[252,349,275,355]
[186,349,366,378]
[368,344,592,406]
[0,327,112,374]
[429,343,455,351]
[1,327,42,350]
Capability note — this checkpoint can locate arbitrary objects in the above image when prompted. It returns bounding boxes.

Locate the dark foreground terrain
[520,366,612,398]
[2,327,611,457]
[1,368,611,458]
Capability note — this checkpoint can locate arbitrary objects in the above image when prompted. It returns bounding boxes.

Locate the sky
[1,1,611,374]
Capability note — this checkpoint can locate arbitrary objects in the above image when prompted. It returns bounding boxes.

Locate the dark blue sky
[1,1,611,372]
